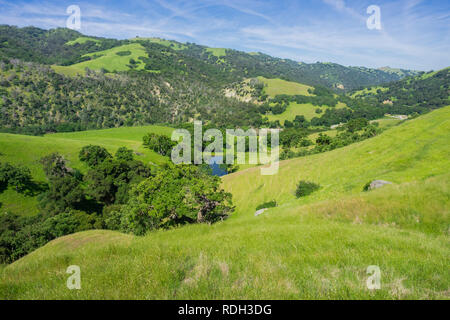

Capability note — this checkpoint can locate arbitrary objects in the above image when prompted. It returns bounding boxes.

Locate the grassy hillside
[0,107,448,299]
[0,125,173,215]
[258,77,314,97]
[223,106,450,217]
[267,101,348,124]
[52,43,149,75]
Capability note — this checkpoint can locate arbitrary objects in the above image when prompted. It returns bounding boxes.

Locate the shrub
[115,50,131,56]
[295,181,320,198]
[363,181,372,192]
[79,145,112,167]
[120,165,234,235]
[115,147,134,161]
[256,200,277,211]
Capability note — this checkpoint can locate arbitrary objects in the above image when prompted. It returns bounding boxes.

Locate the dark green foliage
[179,42,415,90]
[116,50,131,56]
[280,128,308,148]
[84,157,152,205]
[0,25,121,65]
[39,175,86,214]
[0,162,34,193]
[0,210,101,264]
[270,93,338,108]
[316,133,332,146]
[0,146,155,263]
[295,181,320,198]
[115,147,134,162]
[79,145,112,168]
[344,118,369,133]
[363,181,372,192]
[120,165,234,235]
[350,68,450,116]
[281,122,381,161]
[142,133,175,156]
[102,205,123,231]
[0,58,264,134]
[40,153,70,179]
[256,200,277,211]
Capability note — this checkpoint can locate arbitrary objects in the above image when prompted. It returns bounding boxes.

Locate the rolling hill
[1,107,448,299]
[0,25,419,91]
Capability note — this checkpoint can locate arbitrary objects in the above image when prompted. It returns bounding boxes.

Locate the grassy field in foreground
[0,107,448,299]
[0,125,173,215]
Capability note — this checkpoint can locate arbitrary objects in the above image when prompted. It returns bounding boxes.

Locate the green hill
[0,25,420,91]
[258,77,314,97]
[52,43,150,75]
[1,107,448,299]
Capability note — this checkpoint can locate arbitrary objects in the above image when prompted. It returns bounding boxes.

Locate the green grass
[52,43,149,76]
[268,101,348,124]
[131,37,187,51]
[371,118,404,129]
[0,125,173,215]
[258,77,314,97]
[0,107,448,299]
[205,47,227,57]
[258,77,347,125]
[66,37,100,45]
[351,86,388,98]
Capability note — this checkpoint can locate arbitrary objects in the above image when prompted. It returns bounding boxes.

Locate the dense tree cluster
[0,144,234,263]
[0,59,264,134]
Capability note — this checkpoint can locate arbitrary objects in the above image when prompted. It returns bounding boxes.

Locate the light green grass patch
[131,37,187,51]
[66,37,100,45]
[351,86,388,98]
[258,77,314,97]
[205,47,227,57]
[267,102,347,124]
[54,43,149,75]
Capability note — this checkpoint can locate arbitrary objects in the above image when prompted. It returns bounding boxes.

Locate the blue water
[209,156,227,177]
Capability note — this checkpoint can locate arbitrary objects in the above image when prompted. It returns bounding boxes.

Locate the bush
[256,200,277,211]
[142,133,174,156]
[363,181,372,192]
[115,147,134,161]
[79,145,112,168]
[295,181,320,198]
[120,165,234,235]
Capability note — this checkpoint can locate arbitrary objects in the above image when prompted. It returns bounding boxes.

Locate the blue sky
[0,0,448,70]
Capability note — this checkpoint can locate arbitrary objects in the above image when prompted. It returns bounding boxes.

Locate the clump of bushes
[295,180,320,198]
[115,50,131,56]
[0,162,34,193]
[363,181,372,192]
[256,200,277,211]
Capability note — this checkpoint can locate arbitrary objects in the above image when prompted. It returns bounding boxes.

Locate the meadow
[258,77,314,97]
[52,43,150,76]
[0,107,448,299]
